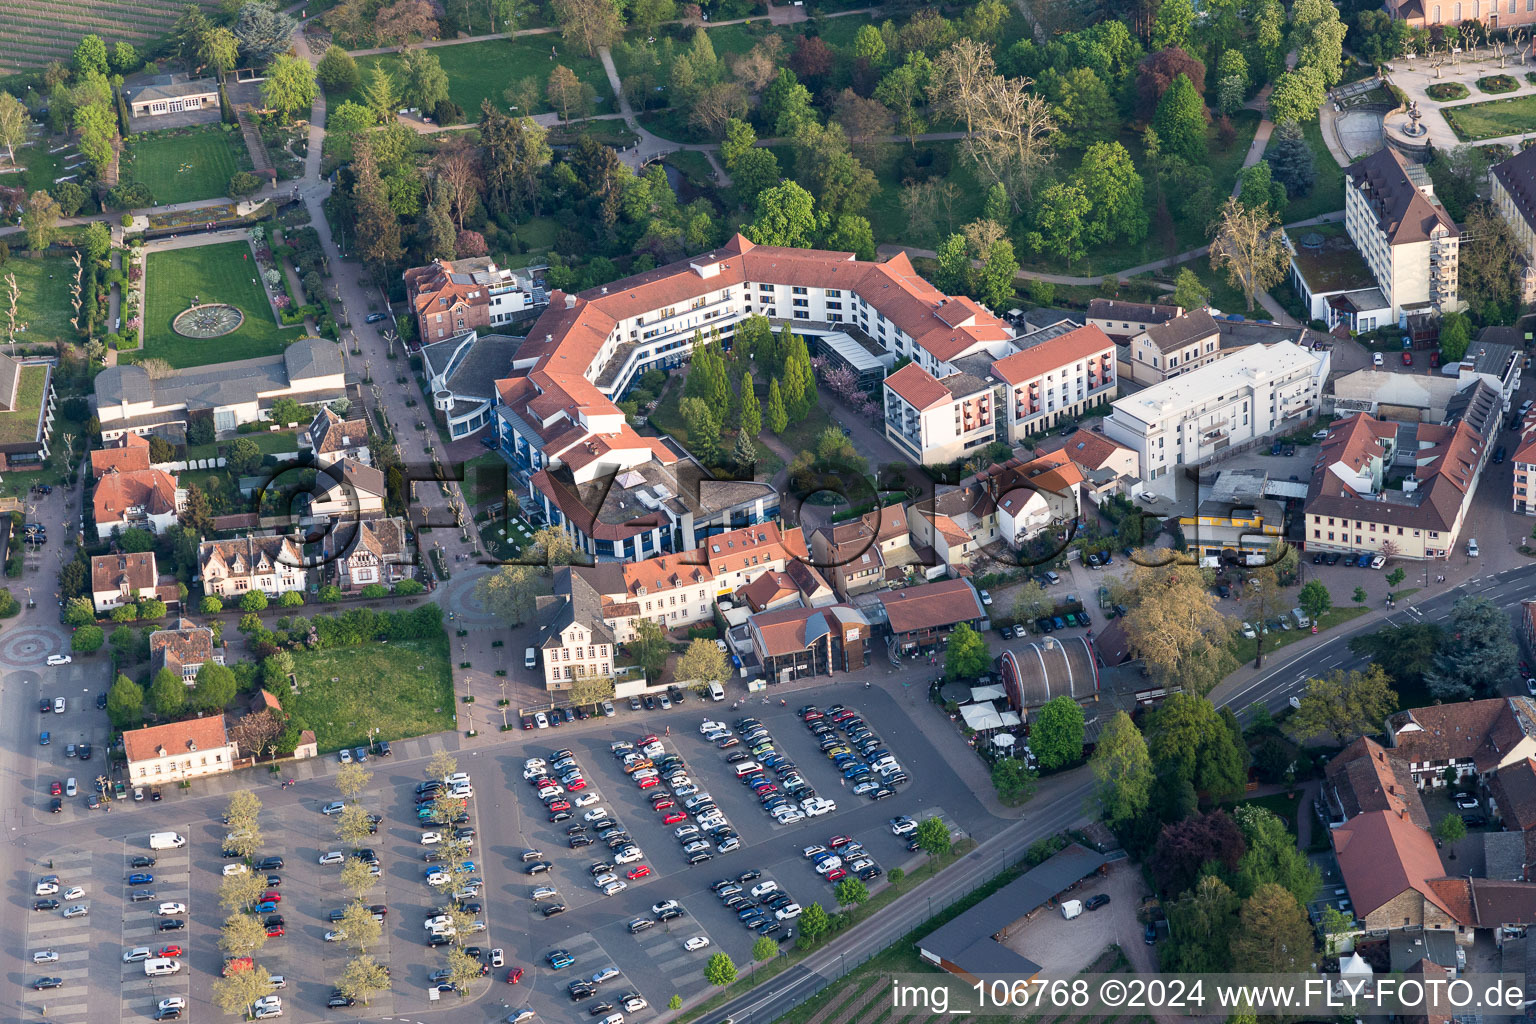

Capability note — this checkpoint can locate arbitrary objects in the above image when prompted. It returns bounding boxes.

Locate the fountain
[1404,100,1427,137]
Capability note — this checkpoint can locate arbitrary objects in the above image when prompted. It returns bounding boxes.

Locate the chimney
[565,294,576,309]
[602,286,608,294]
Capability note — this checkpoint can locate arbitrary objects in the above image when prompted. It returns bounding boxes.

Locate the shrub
[1426,82,1469,101]
[228,171,262,197]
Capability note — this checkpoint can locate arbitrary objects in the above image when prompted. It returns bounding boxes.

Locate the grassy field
[0,254,78,345]
[287,635,455,751]
[0,364,47,444]
[186,429,302,462]
[123,127,248,206]
[1229,604,1370,664]
[140,241,304,368]
[865,142,988,249]
[334,37,613,124]
[1153,257,1251,316]
[1443,93,1536,141]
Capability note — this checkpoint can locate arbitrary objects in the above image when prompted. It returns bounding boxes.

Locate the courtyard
[121,125,250,206]
[140,239,303,368]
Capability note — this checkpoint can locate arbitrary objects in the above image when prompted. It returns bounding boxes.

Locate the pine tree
[766,379,788,434]
[732,431,757,470]
[738,373,761,438]
[780,345,807,423]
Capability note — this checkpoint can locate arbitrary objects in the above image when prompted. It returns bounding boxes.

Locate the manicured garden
[140,241,304,368]
[0,254,78,346]
[122,126,251,206]
[1477,74,1520,94]
[1426,82,1470,101]
[286,633,455,751]
[334,37,613,124]
[1444,93,1536,140]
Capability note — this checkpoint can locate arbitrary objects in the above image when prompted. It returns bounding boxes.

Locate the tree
[73,34,110,78]
[991,757,1038,803]
[22,191,61,253]
[1386,566,1406,590]
[915,816,951,871]
[1024,181,1089,265]
[1053,67,1117,148]
[1151,810,1246,895]
[798,902,830,944]
[1439,310,1472,362]
[1151,0,1194,50]
[1265,121,1315,199]
[219,869,266,911]
[1297,579,1331,625]
[173,5,214,70]
[1427,595,1518,700]
[1136,48,1207,119]
[374,0,439,44]
[150,667,186,716]
[212,964,274,1015]
[976,239,1019,311]
[680,396,721,460]
[475,564,539,626]
[338,955,390,1004]
[1460,204,1524,324]
[703,952,737,987]
[336,761,372,802]
[192,661,238,712]
[745,181,817,249]
[875,54,931,146]
[336,806,378,851]
[1011,582,1052,624]
[956,73,1058,204]
[239,589,268,614]
[752,936,778,962]
[834,877,870,908]
[1164,875,1240,972]
[72,624,105,653]
[676,638,727,689]
[361,66,397,125]
[737,373,761,439]
[546,64,584,123]
[1231,884,1314,972]
[1120,560,1233,693]
[766,379,788,434]
[82,221,111,263]
[1147,693,1248,801]
[1232,803,1320,905]
[1090,710,1152,825]
[834,88,895,163]
[1435,813,1467,845]
[340,899,383,950]
[397,47,449,115]
[219,912,268,957]
[528,524,578,567]
[1267,66,1327,126]
[107,674,145,727]
[427,751,459,786]
[1031,696,1085,769]
[552,0,621,56]
[1238,160,1286,219]
[1074,141,1147,247]
[232,1,297,67]
[943,622,990,680]
[262,54,317,119]
[199,27,240,79]
[226,436,262,475]
[1152,74,1206,163]
[1208,196,1288,312]
[1171,267,1208,310]
[1291,0,1347,87]
[0,93,30,167]
[631,618,671,679]
[317,45,361,92]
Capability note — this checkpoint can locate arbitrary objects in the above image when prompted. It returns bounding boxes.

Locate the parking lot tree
[752,936,778,963]
[704,951,738,987]
[1031,696,1086,770]
[106,674,145,728]
[1296,579,1331,624]
[192,661,238,712]
[71,624,104,653]
[1232,804,1320,906]
[834,877,870,908]
[443,946,480,993]
[1434,813,1466,846]
[1232,883,1314,972]
[336,762,372,803]
[1090,710,1153,826]
[1285,665,1397,746]
[212,964,274,1016]
[669,995,684,1011]
[1386,567,1406,590]
[944,622,991,680]
[1010,581,1052,625]
[1351,585,1367,605]
[219,912,268,957]
[1428,595,1517,701]
[219,869,266,912]
[915,816,952,871]
[447,905,476,938]
[475,564,539,627]
[797,902,830,946]
[339,954,390,1005]
[632,618,672,680]
[1120,559,1233,694]
[427,750,458,783]
[224,821,264,860]
[432,792,468,826]
[676,638,728,692]
[341,900,383,950]
[336,805,376,848]
[339,857,376,901]
[226,790,262,832]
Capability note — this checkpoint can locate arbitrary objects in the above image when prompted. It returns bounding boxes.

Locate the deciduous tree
[22,190,60,253]
[676,638,727,689]
[1427,595,1517,700]
[262,54,317,119]
[475,564,539,626]
[703,952,737,987]
[1208,196,1288,312]
[1120,560,1234,693]
[1286,665,1397,744]
[340,899,383,950]
[1232,804,1320,905]
[0,93,30,166]
[1231,884,1314,972]
[944,622,990,679]
[1147,693,1247,800]
[212,965,274,1015]
[1032,696,1085,769]
[317,45,360,92]
[553,0,621,56]
[338,955,390,1004]
[219,912,268,957]
[375,0,439,45]
[1090,710,1152,825]
[746,180,817,248]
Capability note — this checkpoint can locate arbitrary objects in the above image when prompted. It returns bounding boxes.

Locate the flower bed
[1427,82,1470,101]
[1478,74,1520,94]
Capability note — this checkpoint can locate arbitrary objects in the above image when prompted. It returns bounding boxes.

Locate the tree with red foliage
[1135,47,1205,121]
[791,36,835,82]
[455,230,488,256]
[1150,809,1246,897]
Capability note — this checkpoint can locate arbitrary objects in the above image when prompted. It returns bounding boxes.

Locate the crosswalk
[23,848,97,1023]
[118,838,191,1022]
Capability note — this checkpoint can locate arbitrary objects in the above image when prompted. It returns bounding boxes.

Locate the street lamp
[1252,579,1266,669]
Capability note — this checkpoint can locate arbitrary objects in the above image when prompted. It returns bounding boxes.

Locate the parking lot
[7,683,1002,1024]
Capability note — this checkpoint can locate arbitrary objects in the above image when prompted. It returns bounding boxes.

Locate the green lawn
[140,241,304,368]
[0,254,78,346]
[287,635,455,752]
[186,429,302,462]
[123,127,249,206]
[1151,257,1250,316]
[1229,604,1371,664]
[0,364,47,444]
[1442,93,1536,141]
[1223,791,1303,835]
[333,37,614,124]
[1279,119,1347,223]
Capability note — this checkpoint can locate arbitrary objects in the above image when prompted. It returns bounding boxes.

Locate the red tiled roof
[991,326,1115,386]
[123,715,233,765]
[1332,809,1459,921]
[884,362,951,412]
[94,467,179,524]
[91,433,151,478]
[877,578,984,634]
[1058,428,1135,472]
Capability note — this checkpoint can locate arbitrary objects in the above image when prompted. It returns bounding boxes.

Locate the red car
[825,868,847,882]
[662,810,687,824]
[159,946,184,959]
[1430,351,1442,368]
[265,924,285,937]
[1402,351,1413,365]
[626,865,651,880]
[637,776,659,789]
[507,967,524,984]
[547,799,571,813]
[650,797,674,810]
[50,781,61,796]
[566,778,587,791]
[802,710,823,721]
[832,710,856,722]
[639,734,658,745]
[829,836,854,848]
[260,891,281,903]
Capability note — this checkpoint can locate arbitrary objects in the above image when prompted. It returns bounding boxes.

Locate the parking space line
[119,835,190,1024]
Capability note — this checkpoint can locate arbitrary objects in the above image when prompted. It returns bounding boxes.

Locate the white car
[1240,622,1256,639]
[674,825,699,840]
[223,863,249,876]
[751,881,779,898]
[324,930,347,942]
[591,967,621,984]
[46,655,71,667]
[614,848,643,865]
[683,936,710,952]
[427,870,450,886]
[651,900,681,916]
[889,818,917,836]
[602,880,628,896]
[157,902,186,916]
[34,881,58,896]
[622,994,648,1012]
[53,696,66,713]
[420,832,443,846]
[574,793,601,807]
[814,857,843,875]
[594,872,619,888]
[62,905,87,918]
[699,721,725,735]
[338,749,352,764]
[159,997,188,1012]
[443,772,471,786]
[32,950,58,964]
[318,851,345,865]
[584,808,609,821]
[253,996,282,1019]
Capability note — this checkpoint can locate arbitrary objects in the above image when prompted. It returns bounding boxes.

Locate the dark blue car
[128,873,153,885]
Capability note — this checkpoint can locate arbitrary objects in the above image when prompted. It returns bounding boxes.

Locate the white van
[1290,607,1310,629]
[148,832,186,850]
[708,681,725,702]
[145,958,182,976]
[1060,900,1084,920]
[733,761,763,778]
[525,647,537,670]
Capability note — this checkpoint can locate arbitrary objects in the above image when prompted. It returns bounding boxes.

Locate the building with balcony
[1103,341,1328,488]
[1490,145,1536,304]
[1343,148,1460,322]
[404,256,543,343]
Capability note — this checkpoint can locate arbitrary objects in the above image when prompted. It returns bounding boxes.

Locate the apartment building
[1490,145,1536,304]
[536,568,616,692]
[404,256,543,342]
[1510,406,1536,514]
[94,466,185,537]
[1387,0,1536,31]
[199,535,307,600]
[1127,308,1222,385]
[1103,341,1327,485]
[1085,299,1182,341]
[1344,148,1460,321]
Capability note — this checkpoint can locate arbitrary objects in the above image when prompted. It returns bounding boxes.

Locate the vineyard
[0,0,223,77]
